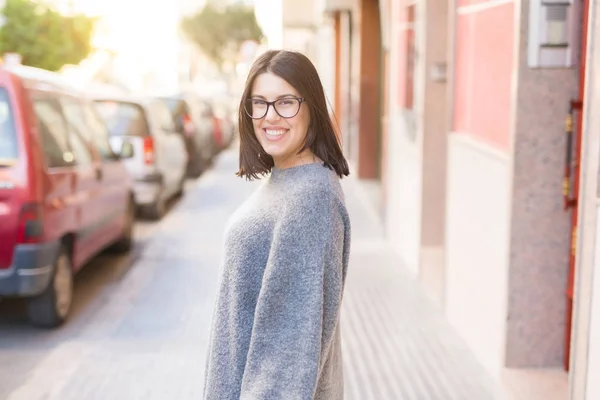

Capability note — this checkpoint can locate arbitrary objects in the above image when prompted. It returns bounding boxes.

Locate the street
[0,146,504,400]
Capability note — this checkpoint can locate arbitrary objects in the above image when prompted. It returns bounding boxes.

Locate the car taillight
[143,136,155,165]
[17,203,44,244]
[183,114,194,137]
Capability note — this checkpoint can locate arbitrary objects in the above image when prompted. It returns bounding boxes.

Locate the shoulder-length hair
[236,49,350,180]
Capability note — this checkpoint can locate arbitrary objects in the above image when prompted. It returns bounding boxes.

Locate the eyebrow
[250,93,299,100]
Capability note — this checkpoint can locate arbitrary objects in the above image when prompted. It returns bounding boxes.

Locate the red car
[0,65,135,328]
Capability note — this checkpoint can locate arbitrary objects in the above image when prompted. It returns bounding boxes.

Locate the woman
[203,49,351,400]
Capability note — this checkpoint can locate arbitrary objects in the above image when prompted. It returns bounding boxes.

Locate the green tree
[181,4,263,71]
[0,0,96,71]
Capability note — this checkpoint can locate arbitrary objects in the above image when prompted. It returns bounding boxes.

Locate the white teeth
[265,129,286,136]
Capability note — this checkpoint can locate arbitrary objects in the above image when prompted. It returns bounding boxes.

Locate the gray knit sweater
[203,162,351,400]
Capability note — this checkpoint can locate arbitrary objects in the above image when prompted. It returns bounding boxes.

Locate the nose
[265,103,280,121]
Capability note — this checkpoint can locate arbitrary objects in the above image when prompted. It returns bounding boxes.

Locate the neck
[274,149,319,169]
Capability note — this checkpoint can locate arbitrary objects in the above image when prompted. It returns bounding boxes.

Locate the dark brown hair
[236,49,350,180]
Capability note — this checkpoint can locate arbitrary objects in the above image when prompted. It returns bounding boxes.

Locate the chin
[261,144,284,159]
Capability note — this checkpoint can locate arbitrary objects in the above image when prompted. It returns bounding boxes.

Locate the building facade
[278,0,600,398]
[570,0,600,398]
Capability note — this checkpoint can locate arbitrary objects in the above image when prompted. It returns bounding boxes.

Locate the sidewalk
[339,172,505,399]
[147,145,505,399]
[0,144,505,400]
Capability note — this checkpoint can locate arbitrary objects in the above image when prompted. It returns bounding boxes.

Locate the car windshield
[93,100,149,137]
[160,98,182,115]
[0,88,18,166]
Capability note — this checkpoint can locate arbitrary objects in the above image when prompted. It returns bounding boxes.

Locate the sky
[72,0,281,54]
[60,0,282,91]
[254,0,283,48]
[64,0,190,91]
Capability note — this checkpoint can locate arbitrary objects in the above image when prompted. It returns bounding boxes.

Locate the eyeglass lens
[246,98,301,119]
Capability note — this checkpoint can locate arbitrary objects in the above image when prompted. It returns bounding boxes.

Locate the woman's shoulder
[275,168,345,225]
[289,165,344,201]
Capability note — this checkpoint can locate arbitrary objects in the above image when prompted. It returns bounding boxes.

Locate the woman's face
[249,72,311,168]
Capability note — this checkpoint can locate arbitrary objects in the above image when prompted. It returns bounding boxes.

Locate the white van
[93,95,188,220]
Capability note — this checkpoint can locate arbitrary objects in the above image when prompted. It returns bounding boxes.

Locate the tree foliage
[0,0,96,71]
[181,4,263,71]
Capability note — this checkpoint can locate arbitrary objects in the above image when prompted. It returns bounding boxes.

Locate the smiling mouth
[264,128,288,141]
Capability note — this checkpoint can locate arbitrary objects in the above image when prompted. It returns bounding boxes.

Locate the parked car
[211,100,236,149]
[157,94,214,178]
[92,94,188,220]
[0,65,135,327]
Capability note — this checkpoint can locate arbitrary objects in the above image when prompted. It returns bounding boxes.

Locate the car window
[159,98,189,133]
[0,88,17,165]
[32,97,73,168]
[61,98,91,142]
[60,97,93,166]
[83,103,117,161]
[147,100,175,132]
[160,98,183,115]
[203,101,214,117]
[194,99,209,118]
[94,100,150,137]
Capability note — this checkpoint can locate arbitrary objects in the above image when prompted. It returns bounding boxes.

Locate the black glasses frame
[244,97,305,119]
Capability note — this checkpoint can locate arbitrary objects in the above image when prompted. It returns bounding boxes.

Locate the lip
[262,125,287,130]
[262,127,289,142]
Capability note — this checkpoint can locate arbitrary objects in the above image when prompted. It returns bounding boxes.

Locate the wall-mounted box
[528,0,579,68]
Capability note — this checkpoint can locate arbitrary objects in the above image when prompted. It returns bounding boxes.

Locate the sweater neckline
[270,162,327,182]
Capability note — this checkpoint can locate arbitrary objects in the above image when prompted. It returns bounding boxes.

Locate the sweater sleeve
[239,189,346,400]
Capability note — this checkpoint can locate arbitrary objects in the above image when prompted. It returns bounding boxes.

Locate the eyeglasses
[244,97,305,119]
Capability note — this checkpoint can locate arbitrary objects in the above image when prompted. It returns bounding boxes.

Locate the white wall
[445,134,511,378]
[315,20,336,113]
[383,0,422,275]
[281,0,317,28]
[586,213,600,399]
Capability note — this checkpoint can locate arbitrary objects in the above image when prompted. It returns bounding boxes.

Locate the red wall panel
[453,3,514,151]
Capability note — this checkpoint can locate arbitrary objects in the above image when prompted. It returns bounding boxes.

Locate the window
[61,98,91,142]
[33,97,73,168]
[60,97,93,166]
[161,98,183,115]
[94,100,150,137]
[83,103,117,161]
[160,98,188,133]
[148,100,175,132]
[0,88,18,164]
[197,100,214,118]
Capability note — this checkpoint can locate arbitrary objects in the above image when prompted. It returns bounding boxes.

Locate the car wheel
[143,191,166,221]
[27,245,73,328]
[111,198,135,253]
[187,159,203,179]
[176,175,185,197]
